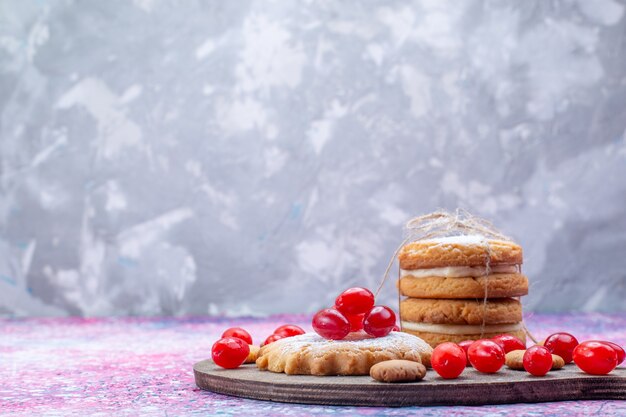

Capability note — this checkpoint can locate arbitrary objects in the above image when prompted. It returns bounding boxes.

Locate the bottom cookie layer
[402,328,527,348]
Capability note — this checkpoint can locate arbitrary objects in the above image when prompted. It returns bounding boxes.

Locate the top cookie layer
[398,235,523,270]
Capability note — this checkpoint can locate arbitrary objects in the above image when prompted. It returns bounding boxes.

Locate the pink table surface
[1,313,625,416]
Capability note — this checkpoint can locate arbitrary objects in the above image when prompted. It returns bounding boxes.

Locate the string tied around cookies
[403,209,513,242]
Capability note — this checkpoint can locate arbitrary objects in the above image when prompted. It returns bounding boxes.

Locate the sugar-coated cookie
[370,359,427,383]
[256,331,432,376]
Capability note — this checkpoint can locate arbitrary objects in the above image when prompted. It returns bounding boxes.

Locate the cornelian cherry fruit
[363,305,396,337]
[431,342,466,379]
[603,341,625,365]
[312,308,350,340]
[346,313,365,332]
[544,332,579,364]
[492,334,526,353]
[468,339,505,373]
[523,345,552,376]
[274,324,305,338]
[335,287,375,316]
[573,341,618,375]
[211,337,250,369]
[221,327,253,345]
[589,341,625,365]
[458,340,474,366]
[263,334,284,346]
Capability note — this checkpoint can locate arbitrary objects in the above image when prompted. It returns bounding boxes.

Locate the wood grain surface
[193,360,626,407]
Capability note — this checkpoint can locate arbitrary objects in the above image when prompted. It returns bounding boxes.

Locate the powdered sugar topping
[272,330,432,356]
[420,234,489,245]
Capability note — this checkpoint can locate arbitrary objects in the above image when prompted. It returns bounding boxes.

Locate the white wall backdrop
[1,0,625,317]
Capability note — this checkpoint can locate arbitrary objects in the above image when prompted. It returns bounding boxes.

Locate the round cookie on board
[255,330,432,376]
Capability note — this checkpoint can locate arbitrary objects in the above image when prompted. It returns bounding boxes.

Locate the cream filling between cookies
[400,321,523,335]
[400,264,519,278]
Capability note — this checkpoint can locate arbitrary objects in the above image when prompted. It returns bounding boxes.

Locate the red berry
[523,345,553,376]
[274,324,305,338]
[431,342,466,379]
[588,341,625,365]
[458,340,474,366]
[263,334,284,346]
[603,341,625,365]
[335,287,375,316]
[468,340,505,373]
[312,308,350,340]
[363,306,396,337]
[492,334,526,353]
[221,327,253,345]
[345,313,365,332]
[391,325,400,332]
[573,341,618,375]
[544,332,579,364]
[211,337,250,369]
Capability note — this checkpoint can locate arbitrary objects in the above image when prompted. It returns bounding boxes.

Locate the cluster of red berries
[211,324,305,369]
[430,332,625,379]
[312,287,398,340]
[210,316,625,376]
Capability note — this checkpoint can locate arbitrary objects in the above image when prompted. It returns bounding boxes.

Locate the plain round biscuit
[551,354,565,369]
[400,298,522,325]
[505,350,526,370]
[402,328,527,348]
[506,350,565,371]
[398,239,522,270]
[398,273,528,299]
[370,359,427,383]
[245,345,260,364]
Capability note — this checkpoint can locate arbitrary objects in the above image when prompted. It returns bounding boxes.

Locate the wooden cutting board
[193,360,626,406]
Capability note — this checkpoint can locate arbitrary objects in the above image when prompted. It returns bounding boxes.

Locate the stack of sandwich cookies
[398,235,528,347]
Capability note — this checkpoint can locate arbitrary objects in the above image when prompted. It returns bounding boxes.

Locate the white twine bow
[404,209,512,242]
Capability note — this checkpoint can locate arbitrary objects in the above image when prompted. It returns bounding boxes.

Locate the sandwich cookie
[399,298,526,346]
[398,236,527,299]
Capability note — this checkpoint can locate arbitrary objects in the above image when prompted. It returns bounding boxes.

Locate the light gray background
[1,0,625,317]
